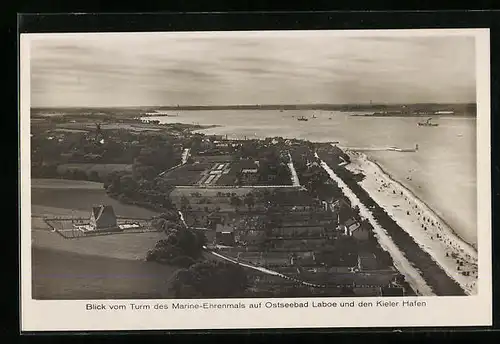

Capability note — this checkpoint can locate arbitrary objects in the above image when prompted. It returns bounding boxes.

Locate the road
[178,210,324,288]
[158,148,191,177]
[287,152,301,187]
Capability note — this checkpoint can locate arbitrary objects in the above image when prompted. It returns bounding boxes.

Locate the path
[158,148,192,177]
[287,152,301,187]
[178,210,323,288]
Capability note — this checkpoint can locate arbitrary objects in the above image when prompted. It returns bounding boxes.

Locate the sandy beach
[344,151,478,295]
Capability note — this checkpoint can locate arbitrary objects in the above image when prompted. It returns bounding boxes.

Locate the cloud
[29,32,476,107]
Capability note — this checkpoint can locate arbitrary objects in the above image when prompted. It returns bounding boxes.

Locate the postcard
[20,28,492,331]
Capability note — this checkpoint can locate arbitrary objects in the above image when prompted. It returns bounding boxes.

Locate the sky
[28,31,477,107]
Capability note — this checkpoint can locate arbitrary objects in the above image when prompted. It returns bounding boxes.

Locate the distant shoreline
[351,114,476,118]
[31,102,477,113]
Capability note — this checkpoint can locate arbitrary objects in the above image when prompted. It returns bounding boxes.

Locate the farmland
[31,178,104,190]
[31,178,158,218]
[32,247,177,299]
[32,228,165,261]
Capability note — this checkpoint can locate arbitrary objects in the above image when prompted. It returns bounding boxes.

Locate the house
[353,287,382,297]
[215,222,234,233]
[381,286,405,296]
[357,252,379,271]
[291,251,316,266]
[89,205,120,231]
[271,191,320,212]
[214,219,236,246]
[240,168,259,184]
[240,230,267,245]
[351,222,370,241]
[237,251,291,267]
[270,237,326,249]
[215,231,235,246]
[339,218,362,237]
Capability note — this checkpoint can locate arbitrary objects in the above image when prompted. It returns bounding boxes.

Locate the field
[29,178,174,300]
[31,228,165,260]
[162,163,212,186]
[31,178,104,190]
[56,163,132,179]
[31,178,158,219]
[162,158,261,187]
[32,247,177,299]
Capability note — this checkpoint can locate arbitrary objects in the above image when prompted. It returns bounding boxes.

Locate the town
[31,109,414,299]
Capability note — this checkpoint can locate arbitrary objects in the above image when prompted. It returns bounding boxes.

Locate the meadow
[31,178,158,218]
[32,247,177,299]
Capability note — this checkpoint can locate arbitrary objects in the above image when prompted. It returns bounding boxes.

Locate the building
[272,191,320,212]
[339,218,367,238]
[215,223,235,246]
[89,205,119,231]
[240,168,259,184]
[381,286,405,296]
[215,231,235,246]
[291,251,316,266]
[351,222,370,240]
[240,230,267,245]
[357,252,379,271]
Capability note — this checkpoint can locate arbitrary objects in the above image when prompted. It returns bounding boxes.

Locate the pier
[335,144,418,153]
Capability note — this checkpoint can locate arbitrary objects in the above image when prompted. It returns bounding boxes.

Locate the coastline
[317,155,434,296]
[345,151,477,295]
[362,154,476,251]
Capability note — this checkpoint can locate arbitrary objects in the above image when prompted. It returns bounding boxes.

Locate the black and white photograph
[20,28,492,330]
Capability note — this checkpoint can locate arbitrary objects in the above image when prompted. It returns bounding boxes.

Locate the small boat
[418,117,439,127]
[297,116,309,122]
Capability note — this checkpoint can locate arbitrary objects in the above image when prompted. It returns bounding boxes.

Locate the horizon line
[31,102,477,110]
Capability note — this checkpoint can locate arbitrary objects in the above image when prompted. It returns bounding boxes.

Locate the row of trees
[146,212,207,268]
[104,172,175,211]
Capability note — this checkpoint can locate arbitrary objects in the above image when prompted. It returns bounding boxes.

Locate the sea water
[146,110,477,247]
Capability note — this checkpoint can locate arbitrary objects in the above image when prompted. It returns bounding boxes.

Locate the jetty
[336,144,419,153]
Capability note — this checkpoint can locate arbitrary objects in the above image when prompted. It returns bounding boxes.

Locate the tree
[88,170,100,182]
[169,261,248,298]
[180,195,190,211]
[244,193,255,210]
[119,174,138,197]
[230,196,243,211]
[170,255,196,268]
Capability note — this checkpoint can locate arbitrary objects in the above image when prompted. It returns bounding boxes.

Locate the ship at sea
[297,116,309,121]
[418,117,439,127]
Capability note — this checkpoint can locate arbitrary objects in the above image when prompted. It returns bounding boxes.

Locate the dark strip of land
[31,102,476,114]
